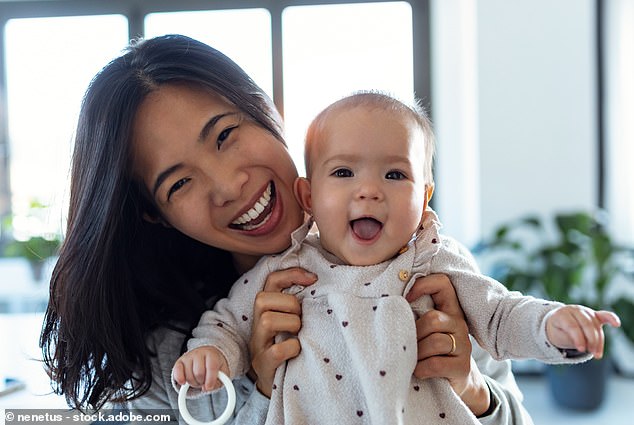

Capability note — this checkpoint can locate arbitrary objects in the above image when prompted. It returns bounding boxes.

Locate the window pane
[144,9,273,97]
[4,15,129,237]
[282,2,414,174]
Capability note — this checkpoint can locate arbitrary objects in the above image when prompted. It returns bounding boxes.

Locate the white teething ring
[178,371,236,425]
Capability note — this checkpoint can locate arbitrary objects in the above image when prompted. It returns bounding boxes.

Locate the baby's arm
[545,305,621,358]
[173,346,229,393]
[180,258,277,388]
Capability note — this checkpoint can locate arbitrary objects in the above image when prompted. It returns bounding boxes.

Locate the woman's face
[132,84,303,269]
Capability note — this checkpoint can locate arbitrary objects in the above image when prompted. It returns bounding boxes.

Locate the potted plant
[3,235,61,280]
[1,200,62,281]
[474,210,634,410]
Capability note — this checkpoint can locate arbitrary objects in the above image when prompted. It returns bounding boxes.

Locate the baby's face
[307,106,429,266]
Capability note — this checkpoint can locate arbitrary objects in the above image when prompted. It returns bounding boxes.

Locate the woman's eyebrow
[198,111,239,143]
[152,163,183,198]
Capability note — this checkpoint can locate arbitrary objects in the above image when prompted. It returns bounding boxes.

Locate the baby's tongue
[351,218,382,240]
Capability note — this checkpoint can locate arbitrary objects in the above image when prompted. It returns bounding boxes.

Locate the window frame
[0,0,431,233]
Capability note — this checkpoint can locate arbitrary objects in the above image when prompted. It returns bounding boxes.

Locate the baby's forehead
[305,97,429,175]
[323,103,417,131]
[315,107,424,156]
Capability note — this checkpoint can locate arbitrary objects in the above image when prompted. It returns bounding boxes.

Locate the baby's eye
[386,171,406,180]
[332,168,353,178]
[167,177,191,201]
[216,126,237,150]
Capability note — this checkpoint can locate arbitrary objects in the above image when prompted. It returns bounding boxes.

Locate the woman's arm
[405,274,534,425]
[471,340,535,425]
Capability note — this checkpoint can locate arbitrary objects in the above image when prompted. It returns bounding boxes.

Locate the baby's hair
[304,91,435,186]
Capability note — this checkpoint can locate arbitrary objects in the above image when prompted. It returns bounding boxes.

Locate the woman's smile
[230,181,281,235]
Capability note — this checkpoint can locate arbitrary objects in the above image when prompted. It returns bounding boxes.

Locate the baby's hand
[545,305,621,359]
[173,346,229,393]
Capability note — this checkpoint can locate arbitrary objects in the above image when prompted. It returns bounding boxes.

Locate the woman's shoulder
[146,324,190,367]
[126,325,190,414]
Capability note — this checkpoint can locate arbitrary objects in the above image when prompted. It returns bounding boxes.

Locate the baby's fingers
[204,353,221,392]
[190,354,219,392]
[584,310,620,359]
[564,311,593,354]
[570,307,619,358]
[547,306,596,353]
[577,312,605,358]
[595,310,621,328]
[173,361,186,385]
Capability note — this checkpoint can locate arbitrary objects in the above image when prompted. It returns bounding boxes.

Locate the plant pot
[29,260,45,281]
[546,358,611,411]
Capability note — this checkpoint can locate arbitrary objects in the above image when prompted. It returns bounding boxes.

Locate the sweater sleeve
[429,237,590,364]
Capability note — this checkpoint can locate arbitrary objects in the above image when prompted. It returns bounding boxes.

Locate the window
[0,0,423,315]
[282,2,413,174]
[144,9,273,96]
[605,0,634,246]
[0,14,128,314]
[4,14,128,237]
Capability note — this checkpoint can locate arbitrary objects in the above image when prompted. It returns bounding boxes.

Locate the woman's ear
[293,177,313,215]
[142,212,171,228]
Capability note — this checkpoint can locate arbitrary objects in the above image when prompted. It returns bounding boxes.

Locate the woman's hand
[405,274,491,417]
[248,267,317,397]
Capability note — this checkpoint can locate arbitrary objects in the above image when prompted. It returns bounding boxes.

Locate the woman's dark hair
[40,34,284,410]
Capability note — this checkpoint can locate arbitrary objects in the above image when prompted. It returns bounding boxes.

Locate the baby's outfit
[180,210,589,424]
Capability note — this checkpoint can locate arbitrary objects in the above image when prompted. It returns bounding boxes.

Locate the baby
[173,92,620,424]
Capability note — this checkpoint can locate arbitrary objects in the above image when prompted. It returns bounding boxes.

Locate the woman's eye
[332,168,353,178]
[167,177,191,200]
[386,171,406,180]
[216,126,237,149]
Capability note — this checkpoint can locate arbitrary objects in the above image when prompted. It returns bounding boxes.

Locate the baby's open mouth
[230,182,275,231]
[350,217,383,240]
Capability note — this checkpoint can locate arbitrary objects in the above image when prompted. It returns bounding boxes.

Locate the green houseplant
[475,210,634,410]
[1,201,62,281]
[3,235,61,280]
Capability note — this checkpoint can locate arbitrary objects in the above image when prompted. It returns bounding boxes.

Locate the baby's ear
[419,184,435,225]
[293,177,313,214]
[423,184,434,211]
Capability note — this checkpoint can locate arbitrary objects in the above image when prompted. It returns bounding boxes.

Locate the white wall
[432,0,597,245]
[605,0,634,246]
[431,0,480,246]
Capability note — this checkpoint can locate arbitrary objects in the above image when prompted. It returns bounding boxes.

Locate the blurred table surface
[517,373,633,424]
[0,312,68,409]
[0,258,53,314]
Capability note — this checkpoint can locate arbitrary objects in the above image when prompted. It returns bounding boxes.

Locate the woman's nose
[207,168,248,207]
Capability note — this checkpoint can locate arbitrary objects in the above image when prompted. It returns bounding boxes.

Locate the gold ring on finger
[447,333,457,355]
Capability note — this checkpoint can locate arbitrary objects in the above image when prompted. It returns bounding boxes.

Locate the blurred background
[0,0,632,423]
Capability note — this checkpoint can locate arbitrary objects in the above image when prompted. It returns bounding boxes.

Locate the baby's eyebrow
[321,153,359,165]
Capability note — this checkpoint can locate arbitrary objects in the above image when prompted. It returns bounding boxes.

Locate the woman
[41,34,533,424]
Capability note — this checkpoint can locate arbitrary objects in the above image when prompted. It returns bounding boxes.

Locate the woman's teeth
[232,183,272,227]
